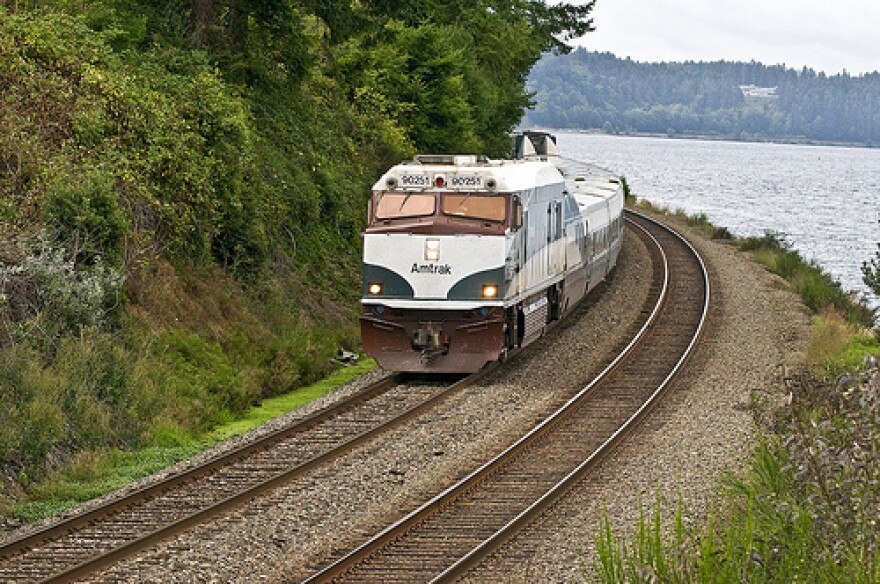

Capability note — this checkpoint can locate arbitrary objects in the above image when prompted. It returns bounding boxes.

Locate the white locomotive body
[360,132,624,372]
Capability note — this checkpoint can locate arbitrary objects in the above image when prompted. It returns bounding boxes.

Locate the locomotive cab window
[374,192,436,220]
[442,193,506,222]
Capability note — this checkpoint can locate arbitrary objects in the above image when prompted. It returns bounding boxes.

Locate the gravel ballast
[463,209,811,582]
[85,226,654,582]
[19,208,810,583]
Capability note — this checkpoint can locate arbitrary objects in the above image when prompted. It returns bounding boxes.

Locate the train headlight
[368,282,383,295]
[425,238,441,261]
[481,284,499,299]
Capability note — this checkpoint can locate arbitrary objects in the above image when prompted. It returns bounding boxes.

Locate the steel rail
[2,369,510,583]
[302,210,698,583]
[0,374,402,560]
[432,210,711,582]
[34,369,500,584]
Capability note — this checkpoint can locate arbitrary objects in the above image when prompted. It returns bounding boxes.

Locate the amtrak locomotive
[360,132,624,372]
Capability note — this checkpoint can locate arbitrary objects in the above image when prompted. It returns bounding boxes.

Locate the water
[557,132,880,306]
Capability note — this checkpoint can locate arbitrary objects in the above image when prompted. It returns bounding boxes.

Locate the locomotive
[360,132,624,372]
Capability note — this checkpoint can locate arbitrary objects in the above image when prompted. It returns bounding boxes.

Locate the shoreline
[541,127,877,150]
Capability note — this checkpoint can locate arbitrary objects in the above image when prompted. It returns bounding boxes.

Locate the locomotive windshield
[374,192,436,219]
[442,194,506,222]
[371,191,509,227]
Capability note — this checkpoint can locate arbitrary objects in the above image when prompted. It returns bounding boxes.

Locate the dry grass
[126,259,245,341]
[807,308,853,366]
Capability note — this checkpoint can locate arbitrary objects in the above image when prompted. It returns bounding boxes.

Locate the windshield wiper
[398,193,412,212]
[451,192,472,214]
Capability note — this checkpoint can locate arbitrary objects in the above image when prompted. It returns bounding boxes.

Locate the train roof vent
[513,131,559,159]
[414,154,480,166]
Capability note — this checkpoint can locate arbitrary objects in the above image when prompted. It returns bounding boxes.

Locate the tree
[336,1,596,155]
[863,221,880,297]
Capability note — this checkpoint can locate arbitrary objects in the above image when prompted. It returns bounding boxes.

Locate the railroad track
[302,210,709,583]
[0,371,492,583]
[0,210,701,583]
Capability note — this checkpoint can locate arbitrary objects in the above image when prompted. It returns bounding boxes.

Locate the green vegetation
[527,49,880,145]
[738,232,876,328]
[864,220,880,298]
[0,1,596,520]
[619,176,635,205]
[596,204,880,583]
[597,426,879,583]
[8,358,375,523]
[205,357,376,443]
[633,200,734,241]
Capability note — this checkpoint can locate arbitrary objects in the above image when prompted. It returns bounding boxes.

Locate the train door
[547,200,563,276]
[553,200,564,274]
[546,203,553,277]
[582,219,592,289]
[512,195,525,298]
[518,201,529,297]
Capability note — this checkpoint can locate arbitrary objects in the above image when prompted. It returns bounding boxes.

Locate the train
[359,131,625,373]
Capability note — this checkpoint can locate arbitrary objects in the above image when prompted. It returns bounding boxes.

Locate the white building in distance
[739,84,778,97]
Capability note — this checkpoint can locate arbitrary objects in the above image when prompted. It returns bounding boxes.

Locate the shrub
[681,211,734,240]
[862,220,880,300]
[0,345,62,464]
[43,166,127,265]
[0,330,158,467]
[782,365,880,574]
[619,175,634,204]
[593,439,870,583]
[0,232,124,348]
[155,330,249,431]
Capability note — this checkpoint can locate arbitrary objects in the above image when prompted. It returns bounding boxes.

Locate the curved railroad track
[0,210,705,583]
[0,371,494,583]
[302,209,710,583]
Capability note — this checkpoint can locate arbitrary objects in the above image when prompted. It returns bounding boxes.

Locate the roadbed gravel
[463,207,810,582]
[5,207,811,582]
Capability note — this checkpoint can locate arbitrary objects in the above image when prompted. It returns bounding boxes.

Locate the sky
[573,0,880,76]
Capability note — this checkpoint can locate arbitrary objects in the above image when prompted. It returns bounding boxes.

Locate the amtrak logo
[411,263,452,275]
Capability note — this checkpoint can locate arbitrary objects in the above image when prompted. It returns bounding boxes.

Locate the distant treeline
[525,49,880,145]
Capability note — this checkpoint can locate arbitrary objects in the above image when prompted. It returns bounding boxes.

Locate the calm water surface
[558,132,880,305]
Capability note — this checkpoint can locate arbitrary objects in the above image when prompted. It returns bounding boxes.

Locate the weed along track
[303,211,710,583]
[0,372,491,583]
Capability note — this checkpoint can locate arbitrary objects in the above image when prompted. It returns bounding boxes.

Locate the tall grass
[0,249,363,524]
[739,232,876,327]
[7,357,376,523]
[595,494,694,584]
[595,204,879,583]
[0,312,349,473]
[631,200,733,240]
[595,431,878,583]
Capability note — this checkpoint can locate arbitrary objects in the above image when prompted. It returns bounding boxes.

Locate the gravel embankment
[11,207,810,583]
[85,226,656,582]
[463,208,811,582]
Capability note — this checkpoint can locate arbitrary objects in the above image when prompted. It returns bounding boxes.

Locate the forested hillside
[525,49,880,144]
[0,0,594,499]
